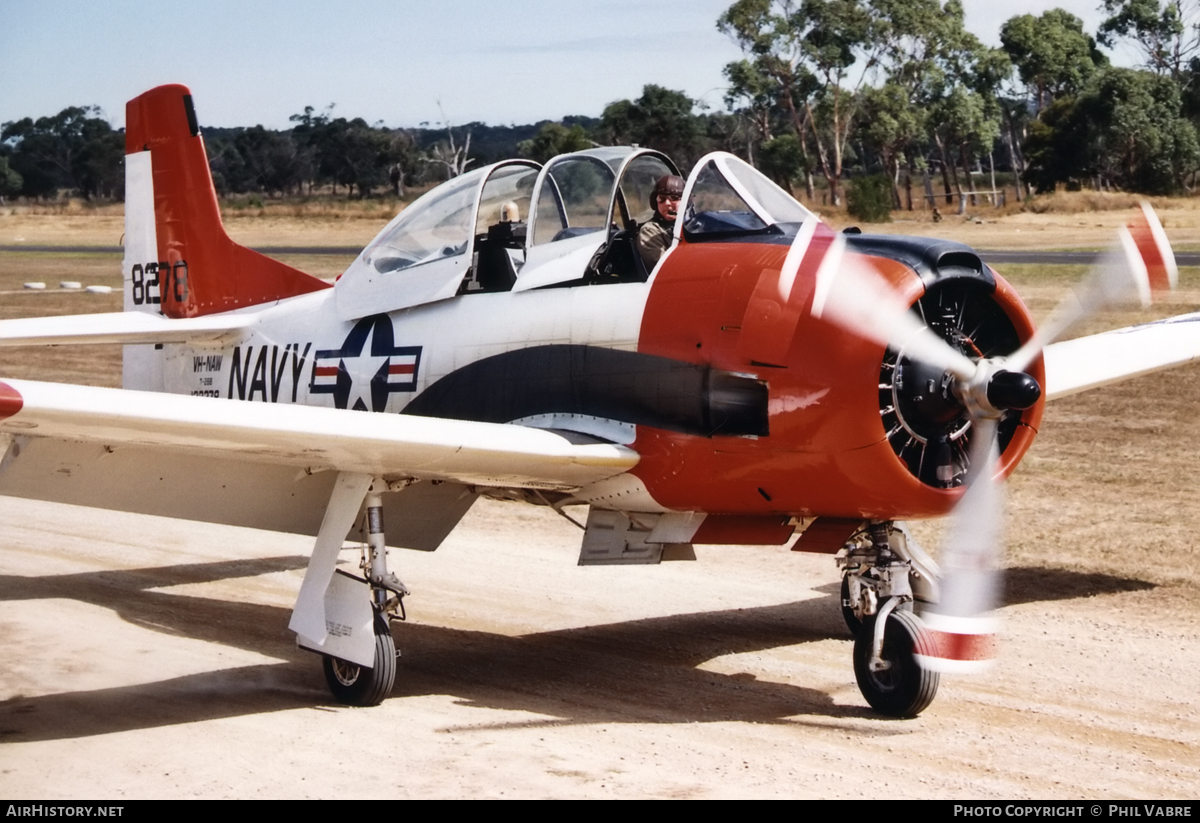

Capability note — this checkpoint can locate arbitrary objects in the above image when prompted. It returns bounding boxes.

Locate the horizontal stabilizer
[0,311,256,347]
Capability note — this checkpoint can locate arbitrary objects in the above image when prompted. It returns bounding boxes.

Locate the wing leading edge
[0,378,636,487]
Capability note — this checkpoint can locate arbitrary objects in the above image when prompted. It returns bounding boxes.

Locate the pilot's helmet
[650,175,685,210]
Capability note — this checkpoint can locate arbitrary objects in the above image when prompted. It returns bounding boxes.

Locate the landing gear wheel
[322,616,397,706]
[853,609,940,717]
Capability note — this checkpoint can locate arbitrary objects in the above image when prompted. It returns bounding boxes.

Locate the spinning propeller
[810,204,1176,673]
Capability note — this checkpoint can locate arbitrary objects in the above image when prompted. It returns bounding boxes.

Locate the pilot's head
[651,175,684,222]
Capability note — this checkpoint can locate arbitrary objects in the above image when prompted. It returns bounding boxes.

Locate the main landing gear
[838,521,940,717]
[292,475,409,707]
[324,485,409,706]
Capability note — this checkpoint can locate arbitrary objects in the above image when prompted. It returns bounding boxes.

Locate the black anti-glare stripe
[403,344,768,438]
[691,230,997,291]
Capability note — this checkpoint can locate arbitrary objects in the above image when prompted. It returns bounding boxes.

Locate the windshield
[682,153,815,238]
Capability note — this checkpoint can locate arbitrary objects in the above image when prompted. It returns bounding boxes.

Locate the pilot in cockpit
[636,174,684,270]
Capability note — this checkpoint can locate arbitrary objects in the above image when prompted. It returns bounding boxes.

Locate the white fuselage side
[153,274,651,417]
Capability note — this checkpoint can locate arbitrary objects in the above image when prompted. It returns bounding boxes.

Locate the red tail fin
[125,84,330,318]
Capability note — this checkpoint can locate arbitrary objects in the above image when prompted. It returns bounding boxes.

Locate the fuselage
[142,228,1043,523]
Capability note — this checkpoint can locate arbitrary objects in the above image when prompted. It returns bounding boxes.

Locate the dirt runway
[0,491,1197,799]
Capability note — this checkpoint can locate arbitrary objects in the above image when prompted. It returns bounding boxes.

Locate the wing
[1043,311,1200,401]
[0,378,636,543]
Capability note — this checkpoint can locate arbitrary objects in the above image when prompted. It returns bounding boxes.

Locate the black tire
[852,610,940,717]
[322,616,397,706]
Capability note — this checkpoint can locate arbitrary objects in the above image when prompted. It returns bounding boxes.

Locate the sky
[1,1,1123,132]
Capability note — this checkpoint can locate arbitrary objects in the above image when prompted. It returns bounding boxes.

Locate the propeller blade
[1129,201,1177,295]
[811,235,977,381]
[1007,205,1175,373]
[916,416,1003,674]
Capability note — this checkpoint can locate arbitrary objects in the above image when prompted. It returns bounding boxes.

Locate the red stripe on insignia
[929,629,996,662]
[0,381,23,421]
[388,364,415,375]
[314,366,339,377]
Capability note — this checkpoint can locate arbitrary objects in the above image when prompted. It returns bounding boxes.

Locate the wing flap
[0,437,337,534]
[1043,312,1200,401]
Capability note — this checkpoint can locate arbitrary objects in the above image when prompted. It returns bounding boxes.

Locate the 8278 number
[130,260,188,305]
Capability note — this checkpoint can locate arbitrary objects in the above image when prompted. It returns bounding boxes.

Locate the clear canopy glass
[682,152,815,237]
[361,168,487,274]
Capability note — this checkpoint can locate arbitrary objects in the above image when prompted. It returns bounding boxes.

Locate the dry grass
[0,251,123,387]
[1023,190,1150,214]
[218,193,416,221]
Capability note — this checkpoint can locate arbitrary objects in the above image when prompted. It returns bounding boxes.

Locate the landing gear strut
[838,521,941,717]
[292,474,409,707]
[319,484,408,707]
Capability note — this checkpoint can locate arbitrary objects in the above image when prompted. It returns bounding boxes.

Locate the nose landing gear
[838,521,941,717]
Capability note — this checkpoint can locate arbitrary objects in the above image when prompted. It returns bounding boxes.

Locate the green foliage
[288,107,414,197]
[846,174,893,221]
[758,134,806,189]
[1099,0,1196,81]
[1025,68,1199,194]
[1001,10,1107,110]
[0,156,22,199]
[1,106,123,199]
[1023,96,1088,193]
[518,122,592,163]
[600,85,704,170]
[859,82,923,170]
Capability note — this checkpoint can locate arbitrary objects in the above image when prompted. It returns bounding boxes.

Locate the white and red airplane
[0,84,1192,715]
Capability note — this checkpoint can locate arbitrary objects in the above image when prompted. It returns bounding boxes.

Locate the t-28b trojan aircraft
[0,84,1191,716]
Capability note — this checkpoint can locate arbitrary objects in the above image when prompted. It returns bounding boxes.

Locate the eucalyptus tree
[1099,0,1200,87]
[599,85,706,171]
[518,122,593,164]
[1,106,123,200]
[1025,68,1199,193]
[1000,9,1107,116]
[857,82,923,207]
[0,156,22,202]
[718,0,890,205]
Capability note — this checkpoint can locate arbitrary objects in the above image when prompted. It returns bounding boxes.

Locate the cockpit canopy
[334,147,814,320]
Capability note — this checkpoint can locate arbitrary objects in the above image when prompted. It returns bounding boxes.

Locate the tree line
[717,0,1200,206]
[4,1,1200,206]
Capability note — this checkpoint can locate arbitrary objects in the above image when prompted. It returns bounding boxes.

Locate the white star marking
[342,324,389,411]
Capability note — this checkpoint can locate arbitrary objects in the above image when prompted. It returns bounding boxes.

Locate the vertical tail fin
[123,84,330,320]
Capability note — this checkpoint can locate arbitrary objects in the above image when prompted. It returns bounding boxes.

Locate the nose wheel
[852,609,940,717]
